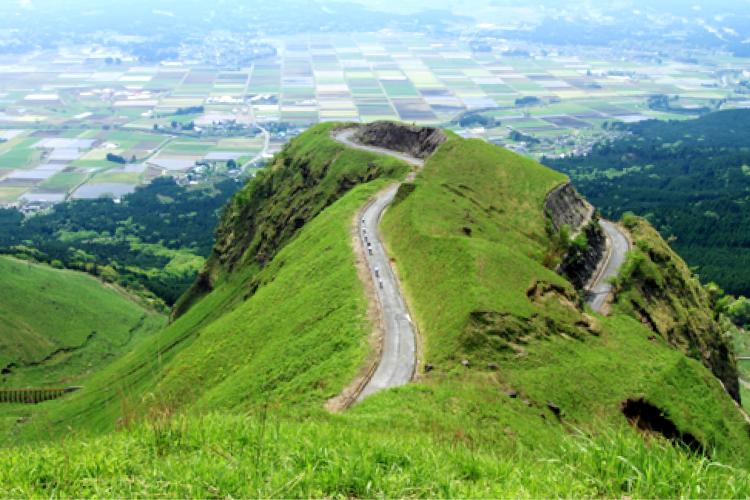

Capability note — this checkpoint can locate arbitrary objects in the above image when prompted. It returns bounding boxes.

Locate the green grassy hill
[4,123,411,437]
[0,256,164,390]
[2,122,750,497]
[379,132,749,463]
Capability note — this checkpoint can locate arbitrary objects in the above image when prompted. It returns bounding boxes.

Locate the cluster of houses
[5,200,55,217]
[503,130,631,159]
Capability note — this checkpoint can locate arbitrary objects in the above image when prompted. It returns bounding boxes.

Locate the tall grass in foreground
[0,413,745,499]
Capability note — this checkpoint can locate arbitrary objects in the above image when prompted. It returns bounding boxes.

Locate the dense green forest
[0,177,240,307]
[547,109,750,296]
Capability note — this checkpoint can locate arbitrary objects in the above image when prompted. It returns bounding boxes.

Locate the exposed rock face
[544,182,606,290]
[353,121,448,159]
[560,221,607,290]
[544,182,592,232]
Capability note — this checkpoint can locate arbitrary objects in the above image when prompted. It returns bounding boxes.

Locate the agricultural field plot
[0,36,749,204]
[0,129,176,203]
[266,35,745,132]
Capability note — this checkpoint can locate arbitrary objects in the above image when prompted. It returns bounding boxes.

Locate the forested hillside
[548,110,750,296]
[0,177,239,306]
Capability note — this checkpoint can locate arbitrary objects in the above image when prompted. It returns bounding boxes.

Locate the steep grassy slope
[0,256,164,389]
[380,135,750,464]
[172,122,409,319]
[610,214,740,401]
[7,123,410,439]
[5,123,750,495]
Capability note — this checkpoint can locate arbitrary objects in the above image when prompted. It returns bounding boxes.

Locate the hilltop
[1,122,749,497]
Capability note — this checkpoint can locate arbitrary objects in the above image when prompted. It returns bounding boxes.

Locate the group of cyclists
[362,217,384,289]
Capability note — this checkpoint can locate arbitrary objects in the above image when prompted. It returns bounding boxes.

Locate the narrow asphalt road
[332,128,421,402]
[333,127,629,399]
[241,100,270,172]
[586,220,630,313]
[241,125,270,172]
[355,186,417,401]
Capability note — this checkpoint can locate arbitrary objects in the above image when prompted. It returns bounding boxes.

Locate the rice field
[0,33,746,204]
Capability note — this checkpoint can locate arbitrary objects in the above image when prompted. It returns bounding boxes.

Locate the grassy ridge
[382,137,570,364]
[173,122,410,318]
[610,214,741,402]
[9,124,410,439]
[0,256,164,389]
[381,134,750,464]
[157,179,403,411]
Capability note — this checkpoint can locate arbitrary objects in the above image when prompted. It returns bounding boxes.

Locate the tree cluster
[106,153,127,164]
[458,114,498,128]
[0,177,240,305]
[515,96,540,107]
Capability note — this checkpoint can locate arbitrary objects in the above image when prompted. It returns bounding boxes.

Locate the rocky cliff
[560,221,607,290]
[353,121,448,159]
[544,182,593,232]
[544,182,607,290]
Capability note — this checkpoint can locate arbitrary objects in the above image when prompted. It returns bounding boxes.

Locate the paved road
[586,220,630,313]
[333,127,631,398]
[331,128,420,402]
[241,126,270,172]
[241,100,270,172]
[355,187,418,401]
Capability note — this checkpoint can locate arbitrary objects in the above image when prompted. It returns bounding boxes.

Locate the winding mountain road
[333,127,629,404]
[586,220,630,313]
[332,128,421,403]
